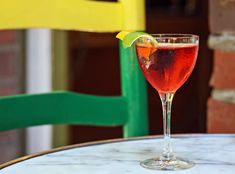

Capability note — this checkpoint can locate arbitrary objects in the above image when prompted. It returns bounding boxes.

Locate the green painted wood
[0,44,149,138]
[0,42,149,138]
[0,91,128,131]
[120,42,149,137]
[0,0,148,143]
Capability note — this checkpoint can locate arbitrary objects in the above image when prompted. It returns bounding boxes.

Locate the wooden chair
[0,0,148,138]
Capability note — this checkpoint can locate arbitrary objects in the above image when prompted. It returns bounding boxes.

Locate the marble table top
[0,134,235,174]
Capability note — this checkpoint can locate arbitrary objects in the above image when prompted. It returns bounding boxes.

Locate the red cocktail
[135,34,199,170]
[136,43,198,93]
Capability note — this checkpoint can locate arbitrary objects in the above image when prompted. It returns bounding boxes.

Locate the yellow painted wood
[52,31,69,90]
[0,0,146,32]
[0,0,148,142]
[0,0,122,32]
[53,125,69,148]
[119,0,146,31]
[52,30,69,147]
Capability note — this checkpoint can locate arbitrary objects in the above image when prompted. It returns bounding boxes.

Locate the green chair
[0,0,148,138]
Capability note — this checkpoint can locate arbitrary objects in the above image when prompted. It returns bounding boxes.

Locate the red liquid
[136,43,198,93]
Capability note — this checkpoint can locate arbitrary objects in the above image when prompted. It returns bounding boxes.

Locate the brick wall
[208,0,235,132]
[0,30,24,163]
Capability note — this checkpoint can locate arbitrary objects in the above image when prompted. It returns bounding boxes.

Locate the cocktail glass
[135,34,199,170]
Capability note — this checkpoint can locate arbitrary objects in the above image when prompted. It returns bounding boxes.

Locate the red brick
[209,0,235,33]
[207,98,235,133]
[210,50,235,89]
[0,52,16,78]
[0,85,20,96]
[0,31,22,163]
[0,131,22,163]
[0,30,17,44]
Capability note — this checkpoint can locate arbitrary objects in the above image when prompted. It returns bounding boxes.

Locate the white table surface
[0,134,235,174]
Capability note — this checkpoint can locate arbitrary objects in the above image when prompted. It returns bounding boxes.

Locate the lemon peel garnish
[116,31,157,48]
[116,30,134,40]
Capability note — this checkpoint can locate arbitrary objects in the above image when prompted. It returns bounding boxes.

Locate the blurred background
[0,0,234,164]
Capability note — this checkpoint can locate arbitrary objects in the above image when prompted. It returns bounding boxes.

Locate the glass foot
[140,156,194,170]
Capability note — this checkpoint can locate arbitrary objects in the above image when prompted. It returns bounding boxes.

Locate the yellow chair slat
[0,0,136,32]
[120,0,145,31]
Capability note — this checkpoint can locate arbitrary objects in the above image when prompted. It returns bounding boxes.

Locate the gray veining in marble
[1,134,235,174]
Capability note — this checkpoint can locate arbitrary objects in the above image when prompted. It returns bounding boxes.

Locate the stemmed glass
[135,34,199,170]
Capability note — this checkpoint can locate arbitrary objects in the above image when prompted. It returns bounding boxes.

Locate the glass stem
[159,92,174,160]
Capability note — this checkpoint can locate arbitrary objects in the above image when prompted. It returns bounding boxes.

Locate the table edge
[0,133,234,170]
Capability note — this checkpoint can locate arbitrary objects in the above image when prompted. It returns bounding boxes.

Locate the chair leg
[119,42,149,137]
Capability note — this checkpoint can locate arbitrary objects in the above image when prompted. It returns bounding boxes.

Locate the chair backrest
[0,0,148,138]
